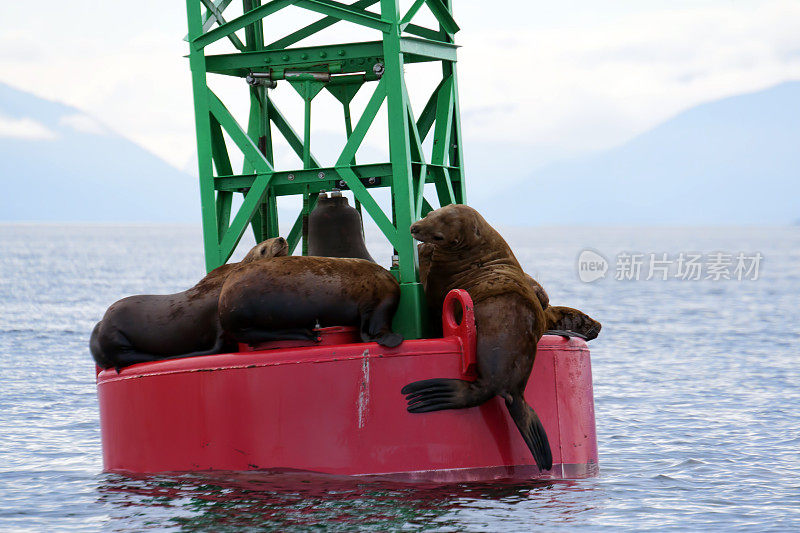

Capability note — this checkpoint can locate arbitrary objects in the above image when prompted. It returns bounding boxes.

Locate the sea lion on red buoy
[402,204,553,471]
[90,237,289,371]
[308,190,374,262]
[218,256,403,347]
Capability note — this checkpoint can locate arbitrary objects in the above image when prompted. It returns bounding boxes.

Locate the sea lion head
[545,306,602,340]
[410,204,485,250]
[241,237,289,263]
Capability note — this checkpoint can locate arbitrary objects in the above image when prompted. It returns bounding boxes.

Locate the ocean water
[1,223,799,531]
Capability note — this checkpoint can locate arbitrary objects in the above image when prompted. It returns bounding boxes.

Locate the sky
[1,0,799,173]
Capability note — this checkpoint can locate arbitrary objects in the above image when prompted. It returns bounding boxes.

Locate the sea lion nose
[410,223,421,235]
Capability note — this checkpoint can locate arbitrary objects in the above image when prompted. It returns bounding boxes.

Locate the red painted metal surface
[97,290,598,481]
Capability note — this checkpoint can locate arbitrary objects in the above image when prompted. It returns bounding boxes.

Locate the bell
[308,191,375,262]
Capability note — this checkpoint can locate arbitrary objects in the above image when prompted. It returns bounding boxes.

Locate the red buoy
[97,290,598,481]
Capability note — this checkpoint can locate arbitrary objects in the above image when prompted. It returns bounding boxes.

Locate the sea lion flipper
[505,395,553,471]
[545,306,602,341]
[375,332,403,348]
[362,297,403,348]
[401,378,490,413]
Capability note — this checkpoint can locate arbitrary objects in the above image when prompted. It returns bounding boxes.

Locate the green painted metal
[185,0,465,340]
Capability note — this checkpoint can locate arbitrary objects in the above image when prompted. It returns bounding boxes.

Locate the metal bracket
[336,176,381,190]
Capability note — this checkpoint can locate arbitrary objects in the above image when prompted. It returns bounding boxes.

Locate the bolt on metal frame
[185,0,466,339]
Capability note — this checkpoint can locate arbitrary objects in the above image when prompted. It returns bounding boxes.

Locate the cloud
[456,0,800,152]
[0,114,58,140]
[1,0,800,170]
[58,113,109,135]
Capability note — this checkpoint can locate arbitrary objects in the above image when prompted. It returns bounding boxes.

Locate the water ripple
[2,224,800,531]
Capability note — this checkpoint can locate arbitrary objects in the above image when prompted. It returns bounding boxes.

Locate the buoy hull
[97,334,597,480]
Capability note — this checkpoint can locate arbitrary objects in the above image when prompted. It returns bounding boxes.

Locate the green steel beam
[182,0,234,41]
[336,77,385,164]
[204,41,384,76]
[422,0,459,35]
[218,171,272,256]
[214,163,393,191]
[204,38,453,77]
[199,0,247,51]
[266,97,321,168]
[402,23,441,41]
[440,0,466,203]
[187,0,222,270]
[242,0,270,243]
[207,89,273,174]
[192,0,294,50]
[416,76,445,141]
[380,0,424,339]
[209,115,234,241]
[268,0,380,49]
[399,36,457,62]
[399,0,426,27]
[431,76,454,166]
[185,0,465,339]
[295,0,390,32]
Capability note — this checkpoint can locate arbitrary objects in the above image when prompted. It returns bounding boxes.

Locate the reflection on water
[97,471,596,531]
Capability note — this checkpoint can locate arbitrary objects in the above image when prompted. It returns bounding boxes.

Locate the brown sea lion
[423,243,599,340]
[90,237,289,371]
[545,305,602,340]
[308,190,374,262]
[420,244,549,314]
[525,274,550,309]
[402,204,553,471]
[218,256,403,348]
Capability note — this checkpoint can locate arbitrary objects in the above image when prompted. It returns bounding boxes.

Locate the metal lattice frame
[185,0,465,339]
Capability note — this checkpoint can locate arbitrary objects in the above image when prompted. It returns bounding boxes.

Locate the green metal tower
[185,0,466,340]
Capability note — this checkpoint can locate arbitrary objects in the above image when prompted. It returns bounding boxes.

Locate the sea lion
[308,190,374,262]
[424,243,600,341]
[418,244,551,335]
[218,256,403,348]
[525,274,550,310]
[421,243,548,309]
[545,305,602,340]
[402,204,553,471]
[90,237,289,371]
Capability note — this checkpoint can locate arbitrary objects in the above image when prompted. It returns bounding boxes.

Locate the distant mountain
[480,81,800,226]
[0,83,199,222]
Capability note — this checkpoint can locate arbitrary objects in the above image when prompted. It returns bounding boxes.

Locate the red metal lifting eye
[441,289,477,377]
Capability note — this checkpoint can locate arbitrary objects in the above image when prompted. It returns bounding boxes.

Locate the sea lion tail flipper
[401,378,491,413]
[505,395,553,471]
